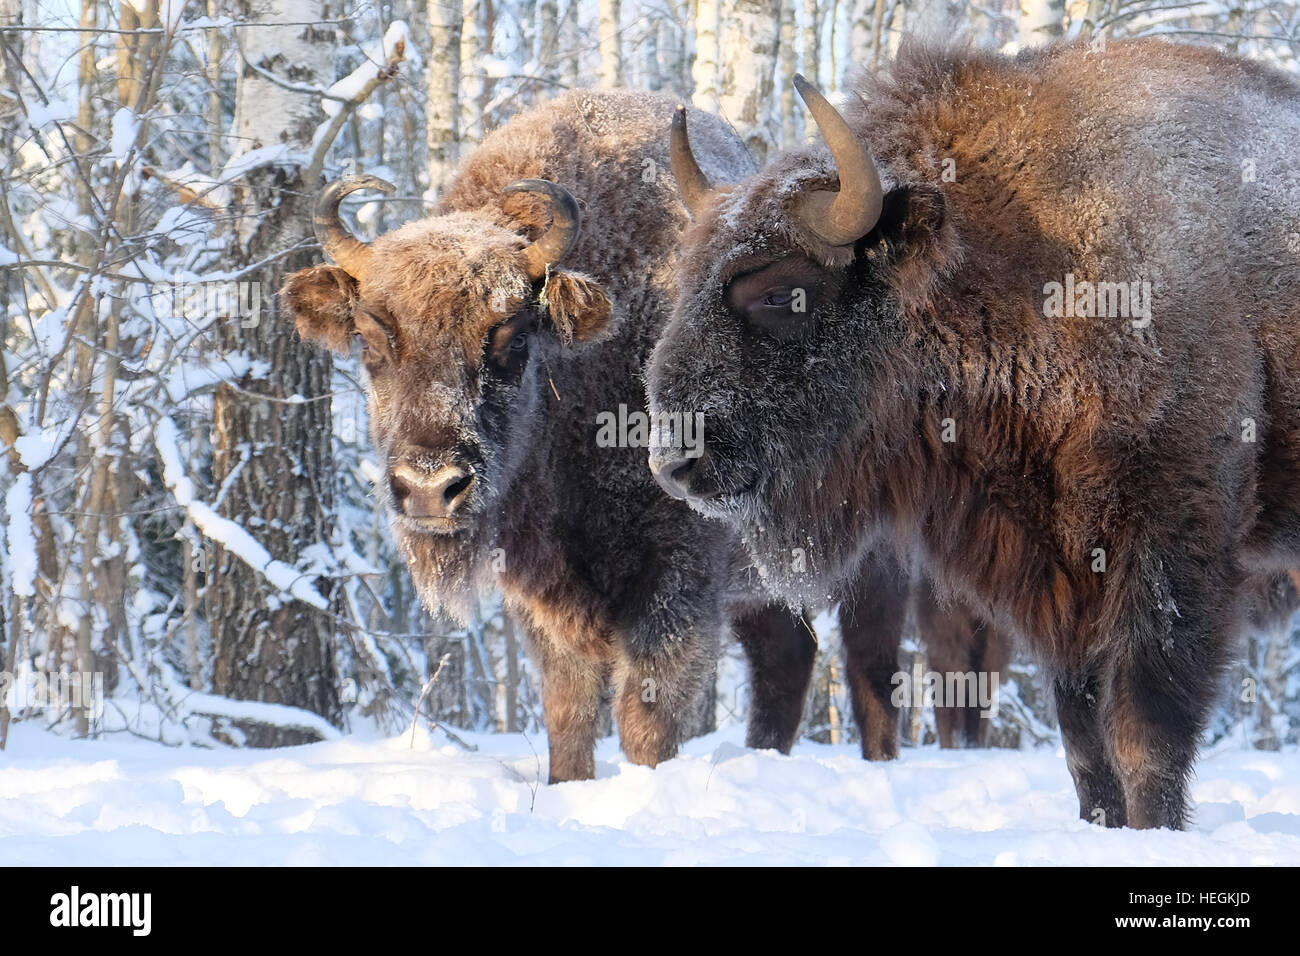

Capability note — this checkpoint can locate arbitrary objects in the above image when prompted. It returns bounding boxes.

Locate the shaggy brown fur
[648,39,1300,827]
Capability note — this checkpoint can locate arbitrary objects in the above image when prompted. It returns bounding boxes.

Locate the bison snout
[389,462,475,521]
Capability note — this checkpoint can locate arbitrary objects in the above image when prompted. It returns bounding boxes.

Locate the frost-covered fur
[284,91,834,782]
[648,39,1300,827]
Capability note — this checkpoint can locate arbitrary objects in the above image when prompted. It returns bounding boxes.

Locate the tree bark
[211,0,342,746]
[802,0,819,88]
[460,0,485,146]
[1018,0,1064,47]
[597,0,624,87]
[781,0,799,143]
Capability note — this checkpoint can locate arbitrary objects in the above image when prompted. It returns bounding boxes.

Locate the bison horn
[670,105,713,218]
[314,175,396,280]
[503,179,581,281]
[792,74,884,246]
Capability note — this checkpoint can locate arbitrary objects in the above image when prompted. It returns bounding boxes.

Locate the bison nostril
[437,469,474,511]
[651,454,699,500]
[389,471,413,503]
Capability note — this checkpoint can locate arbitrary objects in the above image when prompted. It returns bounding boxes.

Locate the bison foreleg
[610,618,718,769]
[535,631,609,784]
[1103,618,1229,829]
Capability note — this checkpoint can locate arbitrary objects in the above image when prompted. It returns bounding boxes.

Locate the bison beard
[649,39,1300,828]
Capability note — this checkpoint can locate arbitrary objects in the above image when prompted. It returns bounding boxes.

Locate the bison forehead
[361,211,534,354]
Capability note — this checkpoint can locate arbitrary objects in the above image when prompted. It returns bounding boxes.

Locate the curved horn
[314,175,396,279]
[792,74,884,246]
[670,105,712,218]
[503,179,581,281]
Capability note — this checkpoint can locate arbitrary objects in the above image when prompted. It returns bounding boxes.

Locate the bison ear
[859,184,946,262]
[280,265,359,355]
[540,270,613,344]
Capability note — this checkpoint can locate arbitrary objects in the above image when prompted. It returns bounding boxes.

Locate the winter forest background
[1,0,1298,755]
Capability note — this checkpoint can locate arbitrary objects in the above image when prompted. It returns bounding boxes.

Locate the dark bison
[648,40,1300,828]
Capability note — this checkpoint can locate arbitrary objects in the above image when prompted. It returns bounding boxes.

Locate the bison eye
[487,313,537,375]
[725,257,838,341]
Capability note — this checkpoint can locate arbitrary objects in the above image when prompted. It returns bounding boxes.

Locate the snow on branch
[305,21,409,183]
[153,417,329,610]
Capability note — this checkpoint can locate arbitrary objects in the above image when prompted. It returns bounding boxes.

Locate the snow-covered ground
[1,723,1297,865]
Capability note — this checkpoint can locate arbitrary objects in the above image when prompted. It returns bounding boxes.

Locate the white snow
[0,724,1295,865]
[13,425,63,470]
[108,108,139,164]
[220,144,299,184]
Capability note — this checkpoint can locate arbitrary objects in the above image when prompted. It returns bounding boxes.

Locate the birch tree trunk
[560,0,581,89]
[909,0,964,41]
[885,0,905,59]
[691,0,721,111]
[598,0,624,87]
[870,0,886,68]
[460,0,485,146]
[850,0,871,62]
[537,0,560,83]
[780,0,799,143]
[427,0,462,195]
[802,0,819,88]
[70,0,101,734]
[206,0,224,171]
[719,0,780,160]
[211,0,342,745]
[658,5,687,97]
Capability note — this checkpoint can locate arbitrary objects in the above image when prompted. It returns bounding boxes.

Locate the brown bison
[648,40,1300,828]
